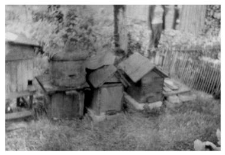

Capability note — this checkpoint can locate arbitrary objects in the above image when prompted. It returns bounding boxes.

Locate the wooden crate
[48,90,84,119]
[90,83,124,115]
[35,74,86,119]
[50,52,88,87]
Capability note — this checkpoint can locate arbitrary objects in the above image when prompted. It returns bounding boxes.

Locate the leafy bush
[205,5,221,36]
[159,29,220,59]
[6,5,114,56]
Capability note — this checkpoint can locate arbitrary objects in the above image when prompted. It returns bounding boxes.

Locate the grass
[5,91,220,151]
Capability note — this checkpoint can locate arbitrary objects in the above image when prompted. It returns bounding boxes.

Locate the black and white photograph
[4,3,221,151]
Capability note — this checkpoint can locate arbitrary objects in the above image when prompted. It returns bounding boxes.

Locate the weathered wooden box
[118,52,167,103]
[48,91,84,119]
[90,83,123,115]
[50,51,88,87]
[35,74,87,119]
[87,65,124,115]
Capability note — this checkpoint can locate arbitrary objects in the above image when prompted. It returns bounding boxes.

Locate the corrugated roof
[88,65,118,88]
[5,32,40,47]
[118,52,167,82]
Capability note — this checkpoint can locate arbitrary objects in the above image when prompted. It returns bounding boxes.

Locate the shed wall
[6,59,34,93]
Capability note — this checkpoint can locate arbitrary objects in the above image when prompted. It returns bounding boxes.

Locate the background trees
[6,5,114,55]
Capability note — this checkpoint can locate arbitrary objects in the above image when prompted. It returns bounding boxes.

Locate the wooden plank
[88,65,117,88]
[118,52,155,82]
[212,69,220,94]
[206,65,215,93]
[115,70,131,87]
[170,51,178,76]
[6,91,35,99]
[5,110,33,120]
[27,59,34,82]
[164,78,179,90]
[177,53,184,78]
[5,62,11,93]
[22,60,27,90]
[164,50,170,73]
[178,93,196,102]
[190,60,199,88]
[189,61,195,88]
[180,53,189,82]
[202,62,211,92]
[17,61,23,92]
[207,68,215,93]
[51,93,64,118]
[166,50,173,73]
[182,59,189,85]
[172,54,179,79]
[211,70,220,94]
[205,68,212,93]
[174,55,182,78]
[201,64,209,92]
[185,60,192,86]
[183,53,190,81]
[162,49,169,73]
[199,62,208,91]
[196,62,205,91]
[10,61,18,92]
[78,91,84,117]
[194,62,204,90]
[205,67,215,93]
[175,53,183,78]
[187,57,194,86]
[163,86,190,96]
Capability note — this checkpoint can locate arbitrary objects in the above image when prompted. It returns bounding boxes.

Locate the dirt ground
[5,91,220,151]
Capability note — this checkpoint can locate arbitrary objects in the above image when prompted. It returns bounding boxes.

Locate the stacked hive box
[37,51,88,119]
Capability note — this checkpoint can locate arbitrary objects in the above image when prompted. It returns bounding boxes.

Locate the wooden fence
[154,49,221,95]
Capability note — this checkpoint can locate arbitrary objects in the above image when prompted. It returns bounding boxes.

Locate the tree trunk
[114,5,128,52]
[179,5,206,35]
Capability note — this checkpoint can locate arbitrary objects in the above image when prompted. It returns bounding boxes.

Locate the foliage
[204,5,221,36]
[159,29,220,59]
[5,5,114,56]
[126,19,150,56]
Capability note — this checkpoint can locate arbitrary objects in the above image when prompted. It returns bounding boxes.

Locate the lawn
[5,91,220,151]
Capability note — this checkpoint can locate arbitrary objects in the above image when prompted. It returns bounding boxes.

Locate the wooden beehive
[87,65,124,115]
[118,52,167,103]
[35,74,88,119]
[90,83,123,115]
[50,51,88,88]
[48,91,84,119]
[5,32,40,94]
[126,68,167,103]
